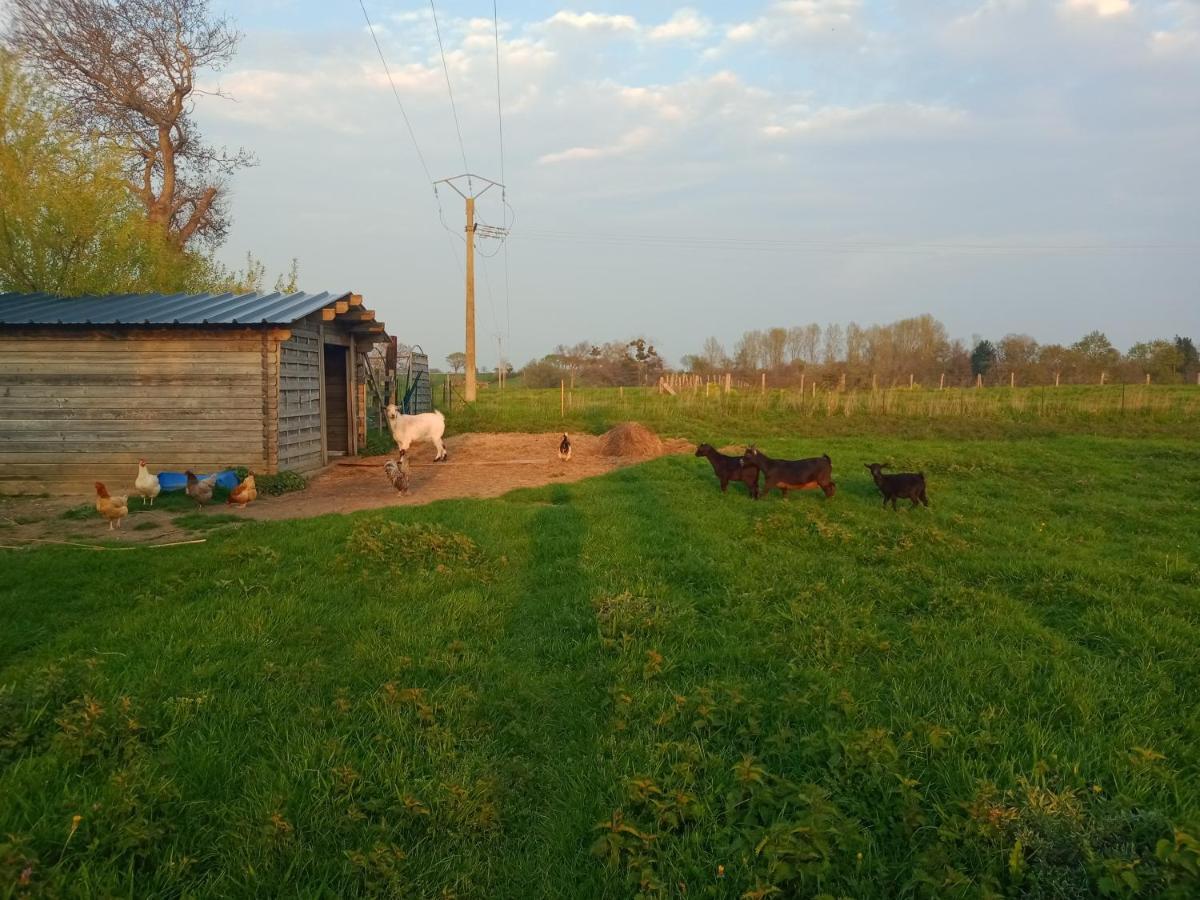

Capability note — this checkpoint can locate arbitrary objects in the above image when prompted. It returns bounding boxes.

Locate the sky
[196,0,1200,367]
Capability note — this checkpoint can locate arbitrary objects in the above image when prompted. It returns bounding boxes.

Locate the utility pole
[434,174,507,403]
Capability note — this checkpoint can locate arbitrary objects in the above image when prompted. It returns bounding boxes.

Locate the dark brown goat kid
[865,463,929,509]
[743,446,836,499]
[696,444,761,498]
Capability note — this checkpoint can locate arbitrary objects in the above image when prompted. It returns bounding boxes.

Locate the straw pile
[599,422,664,457]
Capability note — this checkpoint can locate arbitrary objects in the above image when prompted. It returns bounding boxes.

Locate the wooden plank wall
[277,327,324,472]
[0,329,271,496]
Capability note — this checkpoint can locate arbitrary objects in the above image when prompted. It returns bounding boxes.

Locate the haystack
[599,422,664,457]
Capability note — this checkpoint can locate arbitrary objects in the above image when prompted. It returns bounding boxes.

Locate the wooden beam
[321,308,336,321]
[317,322,328,465]
[348,293,363,307]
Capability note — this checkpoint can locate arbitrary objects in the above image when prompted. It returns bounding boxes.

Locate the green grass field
[3,393,1200,897]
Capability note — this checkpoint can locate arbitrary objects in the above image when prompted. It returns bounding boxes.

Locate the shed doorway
[324,344,349,455]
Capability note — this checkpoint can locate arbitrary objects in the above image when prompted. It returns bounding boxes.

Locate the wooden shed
[0,290,393,495]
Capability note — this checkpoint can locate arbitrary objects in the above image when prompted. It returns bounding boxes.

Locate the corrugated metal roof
[0,290,352,326]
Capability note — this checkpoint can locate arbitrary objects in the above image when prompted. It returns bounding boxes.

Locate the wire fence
[441,382,1200,433]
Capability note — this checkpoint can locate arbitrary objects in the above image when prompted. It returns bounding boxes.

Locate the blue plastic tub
[157,470,239,492]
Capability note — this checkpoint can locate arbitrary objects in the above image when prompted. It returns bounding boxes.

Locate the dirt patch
[0,428,693,544]
[241,428,692,522]
[599,422,664,458]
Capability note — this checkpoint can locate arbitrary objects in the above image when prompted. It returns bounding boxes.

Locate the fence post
[872,373,877,392]
[1100,372,1106,386]
[1145,373,1151,385]
[811,380,816,398]
[800,373,806,395]
[560,380,565,418]
[1055,372,1060,387]
[976,373,982,389]
[909,373,914,390]
[724,372,731,394]
[761,373,766,394]
[840,372,846,392]
[939,372,945,391]
[1010,372,1015,389]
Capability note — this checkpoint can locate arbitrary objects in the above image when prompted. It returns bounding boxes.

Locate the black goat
[696,444,761,498]
[865,463,928,509]
[743,446,836,499]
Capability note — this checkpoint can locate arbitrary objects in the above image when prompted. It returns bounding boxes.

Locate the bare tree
[6,0,254,249]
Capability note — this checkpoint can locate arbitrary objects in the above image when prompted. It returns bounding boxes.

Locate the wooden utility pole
[465,195,476,402]
[434,174,507,404]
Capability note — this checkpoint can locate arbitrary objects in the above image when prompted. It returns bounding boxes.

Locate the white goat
[385,404,448,461]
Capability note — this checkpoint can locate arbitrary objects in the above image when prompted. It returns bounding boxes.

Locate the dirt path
[0,431,694,546]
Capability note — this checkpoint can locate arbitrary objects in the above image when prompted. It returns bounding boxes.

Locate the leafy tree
[970,340,997,377]
[0,52,193,294]
[446,352,466,374]
[202,252,301,294]
[6,0,254,249]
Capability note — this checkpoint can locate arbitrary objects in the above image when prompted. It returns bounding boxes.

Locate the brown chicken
[94,482,129,530]
[185,470,217,508]
[227,473,257,509]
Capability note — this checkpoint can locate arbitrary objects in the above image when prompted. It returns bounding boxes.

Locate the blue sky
[200,0,1200,367]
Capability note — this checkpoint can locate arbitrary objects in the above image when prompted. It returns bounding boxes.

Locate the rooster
[558,433,572,462]
[185,470,217,509]
[134,459,161,505]
[384,451,410,494]
[227,473,257,509]
[94,482,129,530]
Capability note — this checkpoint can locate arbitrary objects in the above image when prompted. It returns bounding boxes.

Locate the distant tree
[822,323,845,364]
[520,358,567,388]
[626,337,663,385]
[1175,335,1198,378]
[1071,330,1119,366]
[765,327,788,369]
[970,340,997,377]
[6,0,255,249]
[446,352,466,374]
[1127,339,1184,383]
[700,336,728,370]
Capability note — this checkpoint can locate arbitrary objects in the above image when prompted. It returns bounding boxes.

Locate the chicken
[558,433,572,462]
[134,458,161,505]
[185,470,217,508]
[94,482,129,530]
[226,473,257,509]
[384,452,410,494]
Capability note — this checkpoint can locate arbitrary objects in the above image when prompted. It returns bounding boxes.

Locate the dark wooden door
[324,345,349,454]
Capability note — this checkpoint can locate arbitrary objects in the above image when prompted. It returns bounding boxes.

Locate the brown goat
[865,463,928,509]
[743,446,836,499]
[695,444,761,499]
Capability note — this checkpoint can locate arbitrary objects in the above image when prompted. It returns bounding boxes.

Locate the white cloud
[648,8,713,42]
[544,11,638,33]
[1061,0,1132,17]
[762,102,969,140]
[726,22,759,42]
[538,126,655,164]
[718,0,864,51]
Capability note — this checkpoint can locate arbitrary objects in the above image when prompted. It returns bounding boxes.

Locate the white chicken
[134,459,161,505]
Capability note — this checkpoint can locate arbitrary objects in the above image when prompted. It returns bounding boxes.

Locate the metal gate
[402,350,432,413]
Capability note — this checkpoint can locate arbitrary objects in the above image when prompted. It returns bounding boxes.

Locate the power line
[512,228,1199,255]
[492,2,512,349]
[430,0,470,180]
[356,0,434,185]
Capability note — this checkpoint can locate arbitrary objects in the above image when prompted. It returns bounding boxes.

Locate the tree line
[0,0,290,296]
[681,315,1199,387]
